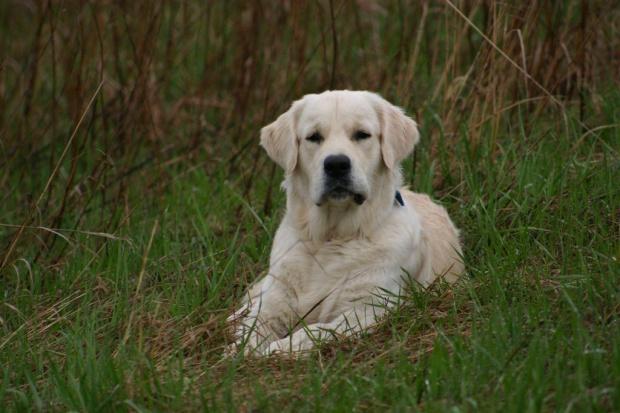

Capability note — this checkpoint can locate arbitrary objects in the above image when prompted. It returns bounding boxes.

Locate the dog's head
[260,91,419,207]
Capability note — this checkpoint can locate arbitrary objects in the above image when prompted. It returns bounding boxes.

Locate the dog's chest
[271,237,385,295]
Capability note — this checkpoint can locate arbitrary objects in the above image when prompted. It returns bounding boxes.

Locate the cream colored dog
[229,90,463,356]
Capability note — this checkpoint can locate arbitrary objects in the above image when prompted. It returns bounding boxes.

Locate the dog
[228,90,463,356]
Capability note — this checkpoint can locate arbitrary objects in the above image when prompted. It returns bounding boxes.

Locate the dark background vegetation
[1,0,619,411]
[1,0,618,259]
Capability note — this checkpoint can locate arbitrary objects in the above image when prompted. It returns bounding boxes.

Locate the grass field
[1,0,619,411]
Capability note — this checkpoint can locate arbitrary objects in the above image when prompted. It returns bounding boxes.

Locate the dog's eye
[354,131,371,141]
[306,132,323,143]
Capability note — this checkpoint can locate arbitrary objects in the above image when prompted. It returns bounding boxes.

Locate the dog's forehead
[298,92,380,131]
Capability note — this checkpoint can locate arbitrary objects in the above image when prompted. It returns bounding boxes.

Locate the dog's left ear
[372,94,420,171]
[260,104,299,174]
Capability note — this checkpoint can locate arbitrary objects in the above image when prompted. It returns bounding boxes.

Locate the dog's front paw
[224,337,272,358]
[222,340,241,358]
[264,337,289,356]
[265,335,317,357]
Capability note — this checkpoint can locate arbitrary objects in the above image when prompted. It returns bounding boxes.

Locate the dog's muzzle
[317,155,366,206]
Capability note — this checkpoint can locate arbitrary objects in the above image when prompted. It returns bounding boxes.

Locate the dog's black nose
[324,154,351,178]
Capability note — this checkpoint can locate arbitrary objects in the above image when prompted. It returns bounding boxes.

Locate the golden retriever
[228,91,463,356]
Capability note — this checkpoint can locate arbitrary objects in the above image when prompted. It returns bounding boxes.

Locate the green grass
[1,1,619,411]
[2,102,618,411]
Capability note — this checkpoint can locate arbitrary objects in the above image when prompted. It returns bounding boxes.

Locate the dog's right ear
[260,105,299,174]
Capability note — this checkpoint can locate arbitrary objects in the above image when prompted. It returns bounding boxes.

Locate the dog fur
[228,90,463,356]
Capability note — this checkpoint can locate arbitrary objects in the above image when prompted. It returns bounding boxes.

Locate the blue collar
[395,190,404,207]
